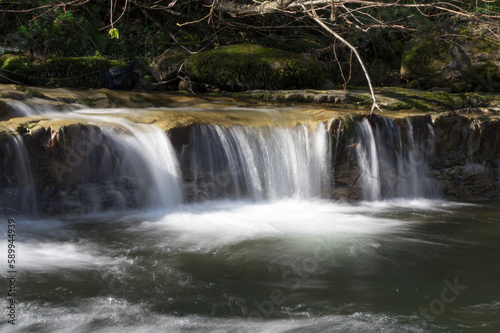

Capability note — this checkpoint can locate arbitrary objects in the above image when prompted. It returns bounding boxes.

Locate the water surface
[1,199,499,332]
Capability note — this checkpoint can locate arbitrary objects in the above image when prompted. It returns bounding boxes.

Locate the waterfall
[355,117,439,200]
[0,133,38,216]
[37,115,184,215]
[355,119,381,200]
[102,121,183,209]
[6,100,75,116]
[179,123,331,201]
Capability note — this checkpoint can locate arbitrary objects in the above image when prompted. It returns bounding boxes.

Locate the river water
[1,199,500,332]
[1,95,499,332]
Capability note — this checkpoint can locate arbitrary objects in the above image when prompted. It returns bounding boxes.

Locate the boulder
[150,48,189,83]
[184,44,326,91]
[401,25,500,92]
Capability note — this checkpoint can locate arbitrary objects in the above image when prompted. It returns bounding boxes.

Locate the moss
[375,87,496,111]
[402,98,432,111]
[185,44,325,91]
[1,55,31,73]
[473,39,498,54]
[385,102,414,110]
[401,39,450,76]
[1,56,126,88]
[13,85,47,99]
[338,114,365,145]
[406,80,421,90]
[268,38,322,53]
[463,60,500,92]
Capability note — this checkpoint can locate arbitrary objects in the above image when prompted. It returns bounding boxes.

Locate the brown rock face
[432,113,500,199]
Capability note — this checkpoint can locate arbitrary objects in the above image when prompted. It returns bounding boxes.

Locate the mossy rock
[401,25,500,93]
[1,56,126,88]
[1,55,31,73]
[401,39,450,84]
[185,44,325,91]
[267,38,322,53]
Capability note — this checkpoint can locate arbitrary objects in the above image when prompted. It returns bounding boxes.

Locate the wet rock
[0,100,7,116]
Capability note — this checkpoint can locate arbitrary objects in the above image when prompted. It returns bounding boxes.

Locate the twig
[298,0,382,115]
[347,173,361,203]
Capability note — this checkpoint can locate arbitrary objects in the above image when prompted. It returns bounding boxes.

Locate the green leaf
[109,28,120,39]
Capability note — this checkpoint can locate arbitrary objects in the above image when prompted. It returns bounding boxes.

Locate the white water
[2,198,491,333]
[100,120,183,209]
[38,112,184,213]
[355,117,440,200]
[2,100,500,332]
[181,123,331,201]
[6,99,77,116]
[0,133,38,216]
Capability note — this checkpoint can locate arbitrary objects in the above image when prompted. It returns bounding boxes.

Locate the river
[0,89,499,332]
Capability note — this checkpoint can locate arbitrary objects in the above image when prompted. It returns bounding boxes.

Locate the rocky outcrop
[401,26,500,93]
[432,113,500,199]
[184,44,326,91]
[329,113,500,200]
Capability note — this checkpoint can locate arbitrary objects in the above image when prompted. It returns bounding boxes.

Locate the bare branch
[298,0,382,114]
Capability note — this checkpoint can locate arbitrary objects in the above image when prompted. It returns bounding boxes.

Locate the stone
[184,44,325,91]
[150,48,189,83]
[0,100,7,116]
[401,25,500,93]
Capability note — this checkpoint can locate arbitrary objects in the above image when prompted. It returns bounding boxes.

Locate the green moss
[463,60,500,92]
[13,85,46,99]
[375,87,496,111]
[406,80,421,90]
[268,38,322,53]
[338,114,363,144]
[401,39,450,75]
[385,102,414,110]
[473,39,498,54]
[402,98,432,111]
[1,55,31,73]
[185,44,325,91]
[1,56,126,88]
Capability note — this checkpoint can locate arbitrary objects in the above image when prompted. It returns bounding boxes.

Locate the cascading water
[355,118,381,200]
[8,112,185,215]
[98,119,183,210]
[355,117,440,200]
[6,99,76,116]
[0,133,37,216]
[178,123,331,201]
[1,95,500,333]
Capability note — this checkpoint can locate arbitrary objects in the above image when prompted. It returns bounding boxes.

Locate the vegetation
[1,55,126,88]
[0,0,499,100]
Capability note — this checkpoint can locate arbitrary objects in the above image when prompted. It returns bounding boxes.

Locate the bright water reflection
[1,199,499,332]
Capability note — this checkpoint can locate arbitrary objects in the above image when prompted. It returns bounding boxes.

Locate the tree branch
[298,0,381,115]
